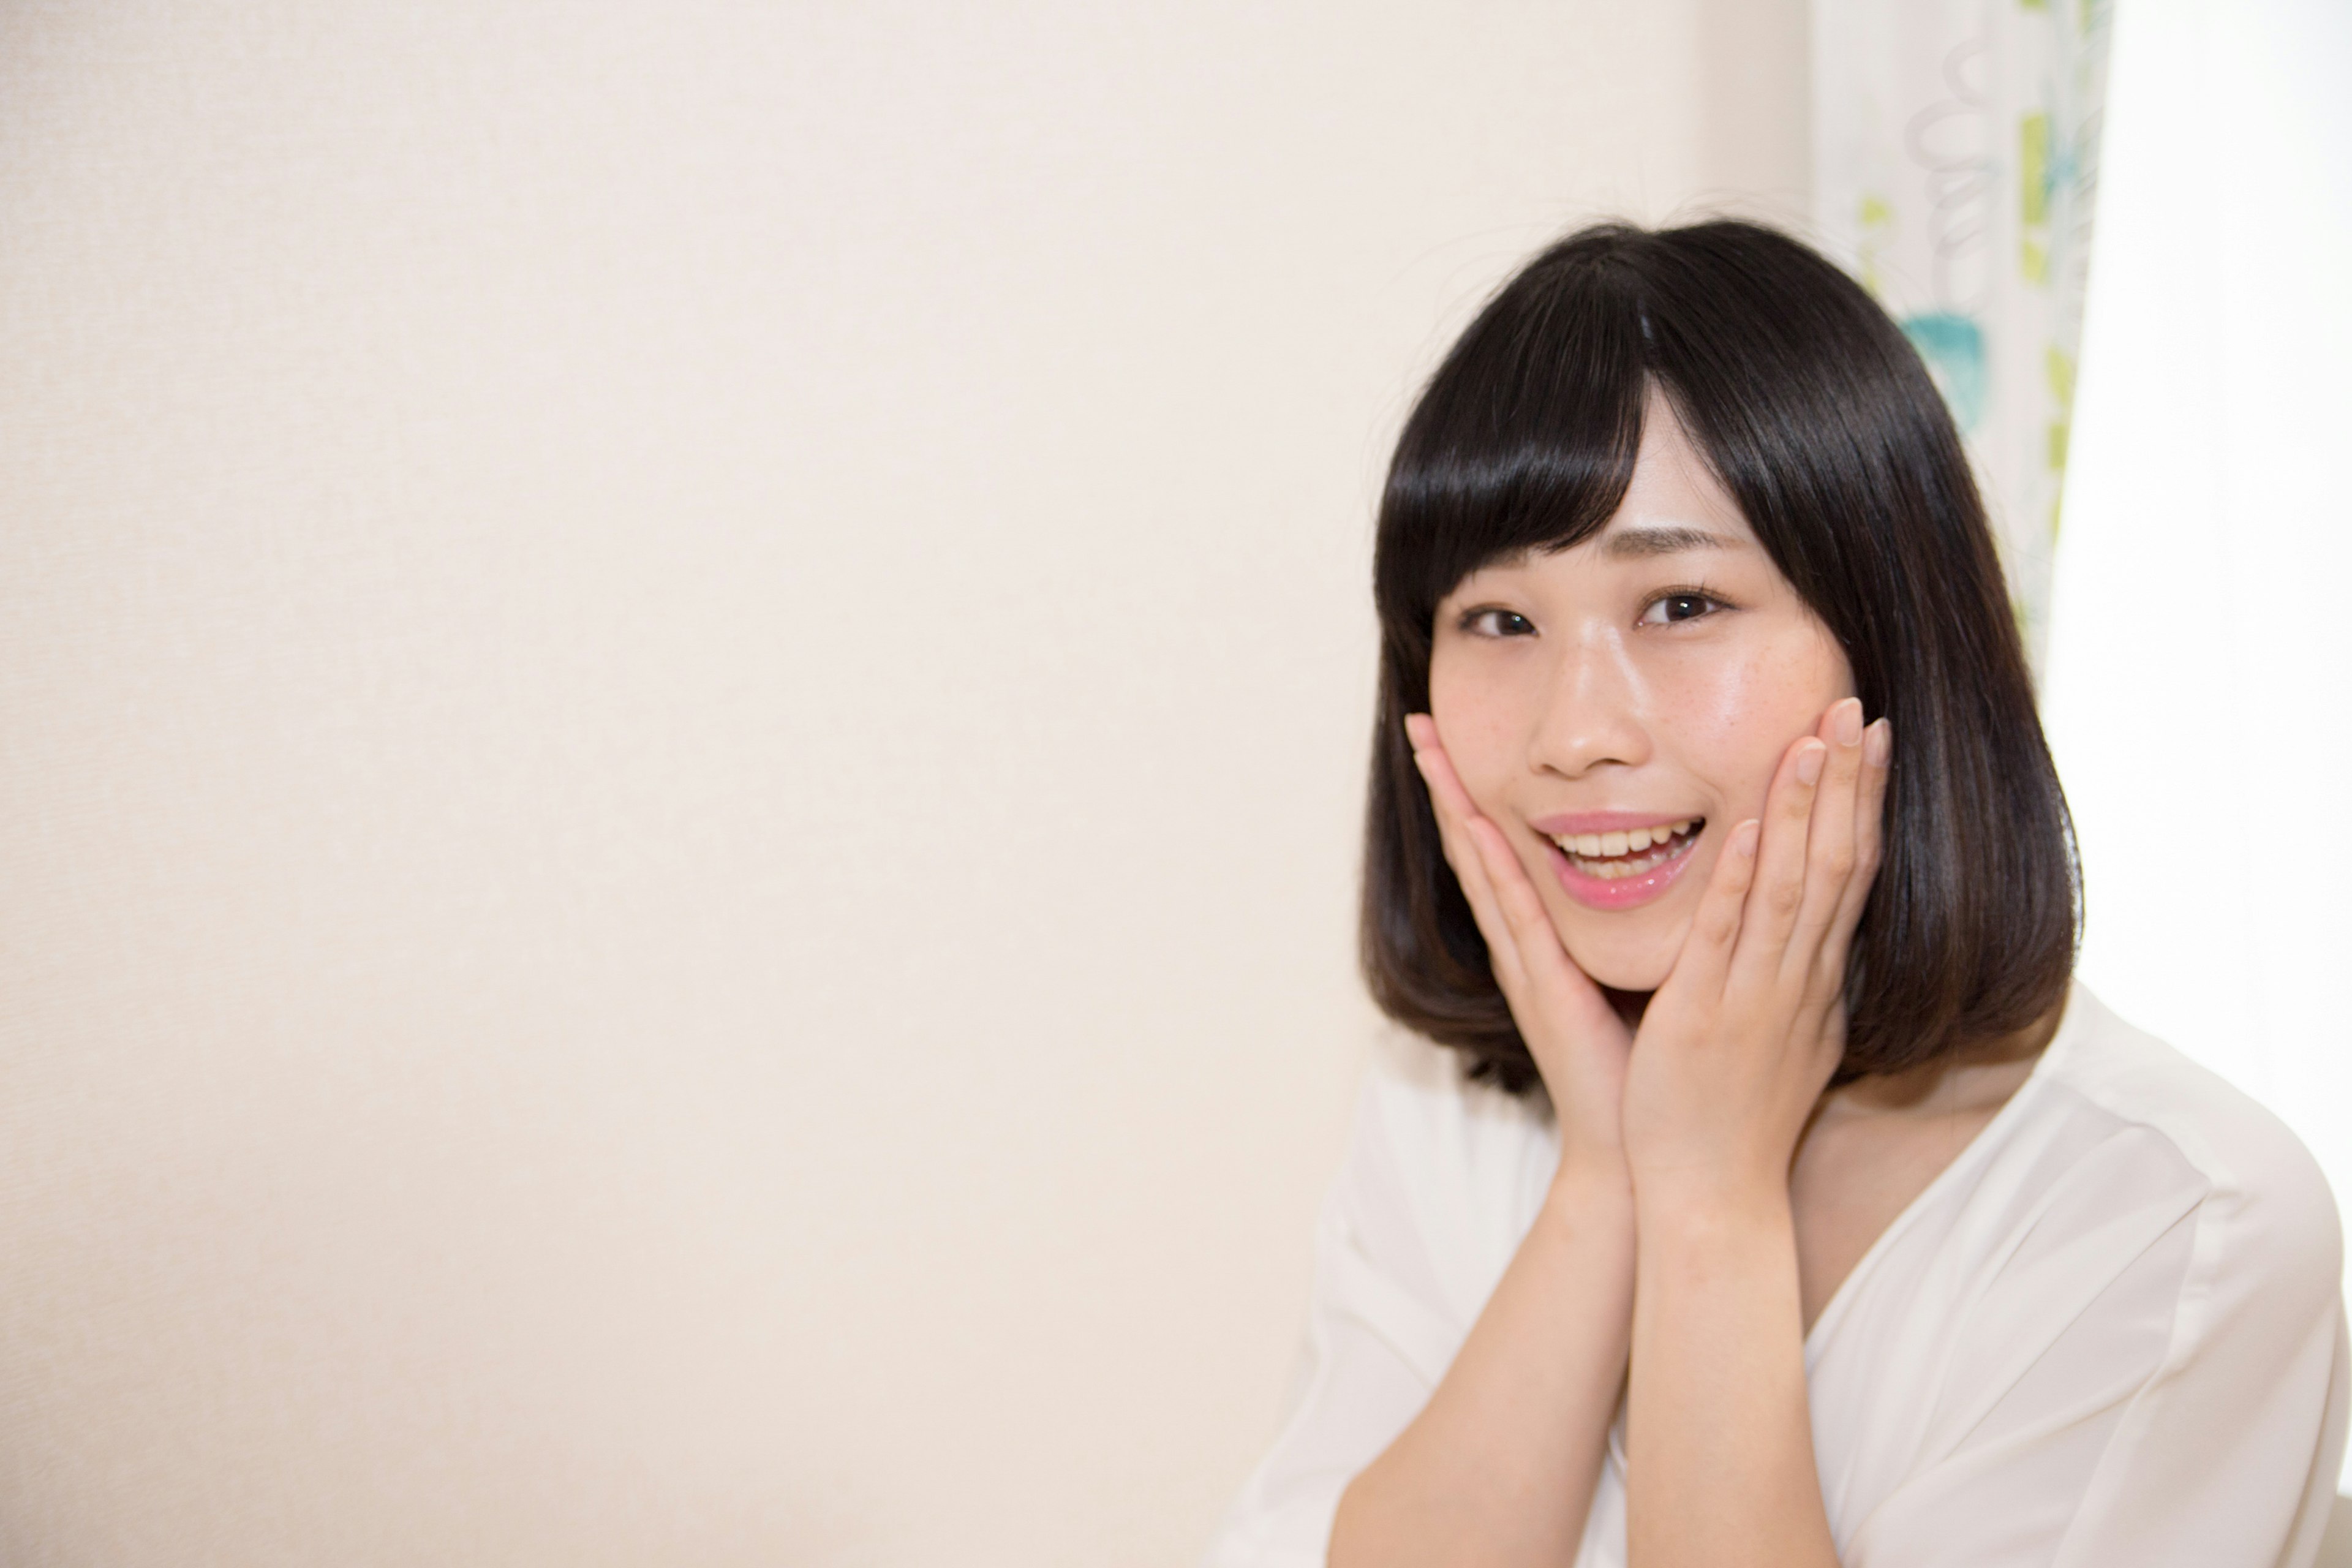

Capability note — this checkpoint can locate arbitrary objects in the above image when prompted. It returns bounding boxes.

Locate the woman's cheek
[1446,728,1520,828]
[1652,638,1843,818]
[1649,683,1767,817]
[1428,658,1525,821]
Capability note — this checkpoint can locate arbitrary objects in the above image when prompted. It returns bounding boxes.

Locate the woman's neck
[1823,1001,2064,1123]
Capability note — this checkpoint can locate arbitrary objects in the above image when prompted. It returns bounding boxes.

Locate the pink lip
[1538,821,1708,911]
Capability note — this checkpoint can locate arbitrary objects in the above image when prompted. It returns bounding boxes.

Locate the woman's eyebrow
[1599,524,1744,559]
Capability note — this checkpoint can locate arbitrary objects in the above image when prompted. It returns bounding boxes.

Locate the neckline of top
[1798,979,2095,1364]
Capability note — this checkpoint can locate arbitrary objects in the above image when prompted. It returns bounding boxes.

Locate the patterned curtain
[1812,0,2113,677]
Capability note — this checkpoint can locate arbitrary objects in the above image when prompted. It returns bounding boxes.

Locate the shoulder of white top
[2051,983,2343,1265]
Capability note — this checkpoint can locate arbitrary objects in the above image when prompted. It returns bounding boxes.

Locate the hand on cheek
[1404,714,1637,1183]
[1618,696,1893,1205]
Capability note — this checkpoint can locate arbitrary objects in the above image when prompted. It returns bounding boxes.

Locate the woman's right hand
[1405,714,1634,1186]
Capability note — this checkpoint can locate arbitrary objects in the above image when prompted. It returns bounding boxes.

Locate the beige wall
[0,4,1803,1562]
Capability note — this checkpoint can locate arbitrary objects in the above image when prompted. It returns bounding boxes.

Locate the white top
[1206,984,2350,1567]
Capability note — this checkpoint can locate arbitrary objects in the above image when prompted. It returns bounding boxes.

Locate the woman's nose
[1526,630,1652,779]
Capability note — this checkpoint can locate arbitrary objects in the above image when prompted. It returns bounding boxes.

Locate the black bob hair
[1361,219,2079,1095]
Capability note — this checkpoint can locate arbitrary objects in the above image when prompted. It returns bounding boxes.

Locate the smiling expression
[1427,391,1856,991]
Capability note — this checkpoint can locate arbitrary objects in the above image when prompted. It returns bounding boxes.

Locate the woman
[1205,221,2348,1567]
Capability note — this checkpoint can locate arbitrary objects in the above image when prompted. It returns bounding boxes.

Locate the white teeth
[1550,816,1706,873]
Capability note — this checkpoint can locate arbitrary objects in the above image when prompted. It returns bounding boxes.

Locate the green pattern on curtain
[1812,0,2113,677]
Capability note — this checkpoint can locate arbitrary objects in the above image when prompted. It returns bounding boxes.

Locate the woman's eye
[1639,592,1723,627]
[1461,608,1537,638]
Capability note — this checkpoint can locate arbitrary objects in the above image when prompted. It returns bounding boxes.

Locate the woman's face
[1427,393,1856,992]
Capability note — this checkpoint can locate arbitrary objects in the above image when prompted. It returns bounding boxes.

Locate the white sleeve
[1844,1124,2350,1568]
[1199,1071,1483,1568]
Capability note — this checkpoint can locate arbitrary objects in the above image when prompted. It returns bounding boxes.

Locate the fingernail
[1796,741,1826,785]
[1834,699,1864,748]
[1865,718,1893,766]
[1733,820,1761,857]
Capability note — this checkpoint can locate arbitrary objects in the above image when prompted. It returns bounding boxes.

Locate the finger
[1661,816,1760,1001]
[1462,813,1600,1008]
[1728,732,1827,984]
[1411,747,1521,987]
[1784,698,1866,981]
[1406,722,1526,992]
[1820,717,1893,968]
[1408,719,1623,1044]
[1402,710,1437,755]
[1404,713,1482,828]
[1404,718,1494,903]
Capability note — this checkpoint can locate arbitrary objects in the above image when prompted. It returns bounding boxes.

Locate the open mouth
[1546,818,1705,881]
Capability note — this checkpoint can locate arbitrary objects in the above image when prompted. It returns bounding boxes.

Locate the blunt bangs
[1362,220,2079,1097]
[1371,250,1651,700]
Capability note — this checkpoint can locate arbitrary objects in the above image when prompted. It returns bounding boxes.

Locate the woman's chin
[1560,924,1683,995]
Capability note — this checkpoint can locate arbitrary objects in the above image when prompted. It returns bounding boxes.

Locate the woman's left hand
[1619,696,1893,1204]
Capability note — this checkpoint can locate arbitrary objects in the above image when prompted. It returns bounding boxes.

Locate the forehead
[1603,391,1753,546]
